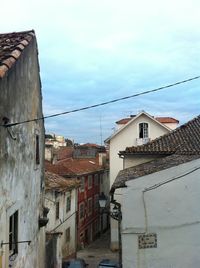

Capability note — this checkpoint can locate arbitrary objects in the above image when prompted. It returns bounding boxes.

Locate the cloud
[1,0,200,143]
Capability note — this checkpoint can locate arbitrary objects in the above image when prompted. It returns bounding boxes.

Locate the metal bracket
[1,240,31,247]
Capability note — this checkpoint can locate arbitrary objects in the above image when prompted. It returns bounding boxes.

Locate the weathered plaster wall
[45,188,77,260]
[121,158,200,268]
[0,38,45,268]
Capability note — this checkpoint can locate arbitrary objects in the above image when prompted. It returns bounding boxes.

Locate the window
[56,202,59,219]
[88,175,93,189]
[79,203,85,220]
[35,134,40,165]
[88,198,93,215]
[139,123,149,138]
[100,173,103,184]
[66,194,71,213]
[94,174,99,186]
[79,177,85,192]
[66,227,70,242]
[94,194,99,210]
[9,210,18,255]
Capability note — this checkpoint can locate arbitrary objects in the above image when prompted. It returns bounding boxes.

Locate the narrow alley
[77,231,118,268]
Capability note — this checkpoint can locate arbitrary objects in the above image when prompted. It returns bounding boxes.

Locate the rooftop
[112,114,200,191]
[45,171,80,192]
[111,154,200,191]
[45,157,104,177]
[116,115,179,125]
[121,115,200,155]
[0,30,35,78]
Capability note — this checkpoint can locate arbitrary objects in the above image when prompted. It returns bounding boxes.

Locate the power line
[2,75,200,128]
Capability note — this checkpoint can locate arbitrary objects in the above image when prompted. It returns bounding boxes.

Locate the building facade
[0,31,45,268]
[111,115,200,268]
[45,171,79,267]
[105,111,178,250]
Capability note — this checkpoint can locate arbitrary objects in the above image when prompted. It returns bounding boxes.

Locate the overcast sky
[2,0,200,144]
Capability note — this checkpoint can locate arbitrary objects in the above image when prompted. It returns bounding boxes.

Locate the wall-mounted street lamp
[98,192,122,268]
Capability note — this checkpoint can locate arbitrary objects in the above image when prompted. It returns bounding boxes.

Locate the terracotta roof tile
[45,171,80,192]
[0,30,35,78]
[122,115,200,155]
[111,154,200,191]
[45,157,104,177]
[155,117,179,124]
[56,158,103,176]
[116,116,178,125]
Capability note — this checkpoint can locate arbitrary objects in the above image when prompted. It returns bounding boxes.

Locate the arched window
[139,123,149,138]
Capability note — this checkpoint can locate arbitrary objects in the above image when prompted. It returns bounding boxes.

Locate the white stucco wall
[121,158,200,268]
[45,188,77,260]
[108,113,170,249]
[109,114,170,188]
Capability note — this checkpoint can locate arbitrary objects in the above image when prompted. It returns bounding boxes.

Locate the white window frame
[88,175,93,189]
[66,227,70,242]
[139,122,149,138]
[79,177,85,192]
[66,193,71,213]
[88,197,93,216]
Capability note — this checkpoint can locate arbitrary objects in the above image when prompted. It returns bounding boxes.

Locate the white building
[105,111,179,250]
[0,31,46,268]
[111,115,200,268]
[45,134,67,148]
[45,171,80,267]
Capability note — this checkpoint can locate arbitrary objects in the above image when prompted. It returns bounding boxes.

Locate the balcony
[136,138,150,145]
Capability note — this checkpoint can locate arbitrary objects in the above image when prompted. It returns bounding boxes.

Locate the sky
[1,0,200,144]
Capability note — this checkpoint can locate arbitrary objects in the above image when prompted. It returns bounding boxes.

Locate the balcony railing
[136,138,150,145]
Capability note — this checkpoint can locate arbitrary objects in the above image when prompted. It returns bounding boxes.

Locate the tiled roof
[155,117,179,124]
[116,118,132,124]
[45,158,104,177]
[115,116,178,125]
[122,115,200,155]
[56,158,104,176]
[45,171,80,192]
[0,30,35,78]
[105,111,173,143]
[111,154,200,191]
[45,160,71,176]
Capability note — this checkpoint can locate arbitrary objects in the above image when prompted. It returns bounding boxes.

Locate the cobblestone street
[77,231,118,268]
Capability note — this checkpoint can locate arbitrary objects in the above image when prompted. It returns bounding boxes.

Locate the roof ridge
[0,30,36,78]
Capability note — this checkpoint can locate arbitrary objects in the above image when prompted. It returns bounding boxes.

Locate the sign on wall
[138,233,157,249]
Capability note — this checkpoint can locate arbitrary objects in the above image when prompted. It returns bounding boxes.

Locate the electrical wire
[2,75,200,128]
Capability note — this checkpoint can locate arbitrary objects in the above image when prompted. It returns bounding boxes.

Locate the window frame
[9,210,18,256]
[139,122,149,139]
[88,175,93,189]
[66,227,70,242]
[56,201,60,220]
[94,174,99,186]
[35,134,40,165]
[79,176,85,192]
[66,193,71,213]
[88,197,93,216]
[79,203,85,220]
[94,194,99,210]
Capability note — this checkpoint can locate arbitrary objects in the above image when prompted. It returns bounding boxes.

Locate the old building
[0,31,45,268]
[105,111,179,250]
[111,115,200,268]
[45,144,109,248]
[45,171,80,267]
